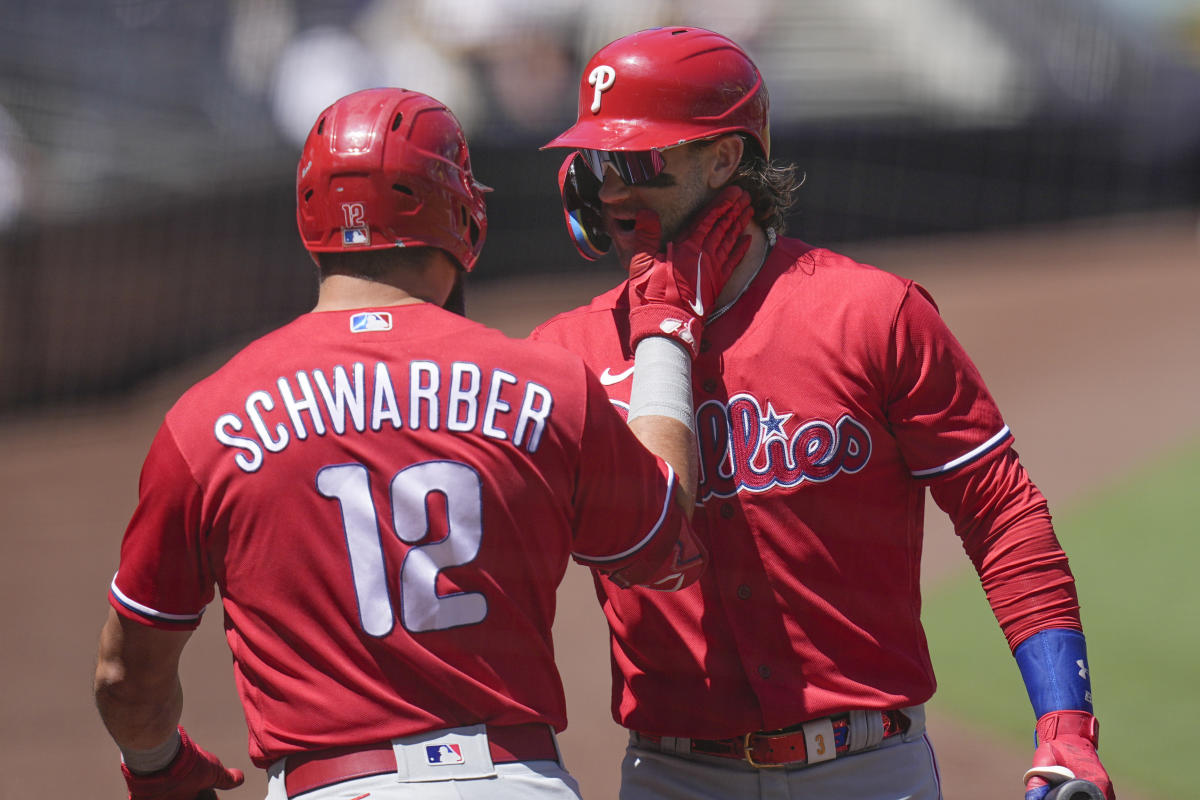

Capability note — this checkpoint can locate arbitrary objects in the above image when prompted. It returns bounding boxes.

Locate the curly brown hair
[729,143,804,236]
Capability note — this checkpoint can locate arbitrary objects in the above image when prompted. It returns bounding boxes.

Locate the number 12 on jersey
[316,460,488,636]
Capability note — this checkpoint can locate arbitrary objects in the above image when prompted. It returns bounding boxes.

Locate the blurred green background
[925,437,1200,799]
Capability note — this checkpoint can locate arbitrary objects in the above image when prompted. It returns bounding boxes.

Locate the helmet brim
[544,119,764,156]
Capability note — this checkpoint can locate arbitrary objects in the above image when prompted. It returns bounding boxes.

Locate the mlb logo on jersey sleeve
[425,743,465,765]
[350,311,393,332]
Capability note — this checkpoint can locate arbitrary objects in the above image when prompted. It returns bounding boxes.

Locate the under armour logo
[589,65,616,113]
[1077,659,1089,680]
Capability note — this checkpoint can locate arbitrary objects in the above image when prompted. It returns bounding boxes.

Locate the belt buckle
[742,715,839,770]
[741,732,787,769]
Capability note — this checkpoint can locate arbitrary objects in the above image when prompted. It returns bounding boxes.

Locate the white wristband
[120,728,181,774]
[627,336,694,431]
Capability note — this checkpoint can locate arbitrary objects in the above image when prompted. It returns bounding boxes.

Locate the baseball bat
[1043,779,1104,800]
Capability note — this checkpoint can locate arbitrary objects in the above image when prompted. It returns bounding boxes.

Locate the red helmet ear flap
[558,152,610,261]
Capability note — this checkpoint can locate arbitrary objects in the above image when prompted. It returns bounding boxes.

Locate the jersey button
[720,503,735,519]
[700,340,712,353]
[737,584,752,600]
[702,378,718,394]
[758,665,772,679]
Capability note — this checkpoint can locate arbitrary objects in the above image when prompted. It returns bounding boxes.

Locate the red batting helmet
[544,27,770,158]
[297,88,488,271]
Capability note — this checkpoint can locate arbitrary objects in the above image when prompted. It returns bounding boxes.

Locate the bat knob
[1043,778,1104,800]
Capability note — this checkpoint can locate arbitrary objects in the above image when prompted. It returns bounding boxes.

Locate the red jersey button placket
[694,348,722,397]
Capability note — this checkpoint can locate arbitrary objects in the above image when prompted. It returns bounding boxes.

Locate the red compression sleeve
[928,447,1081,650]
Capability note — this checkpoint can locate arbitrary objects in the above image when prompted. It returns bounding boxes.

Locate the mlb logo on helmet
[425,743,465,765]
[349,311,393,332]
[342,227,370,246]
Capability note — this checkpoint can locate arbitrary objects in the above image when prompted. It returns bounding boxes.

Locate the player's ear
[705,135,744,189]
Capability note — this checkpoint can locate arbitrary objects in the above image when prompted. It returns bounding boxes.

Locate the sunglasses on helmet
[578,148,667,186]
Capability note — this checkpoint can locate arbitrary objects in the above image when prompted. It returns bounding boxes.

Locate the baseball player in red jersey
[531,27,1116,800]
[92,87,724,800]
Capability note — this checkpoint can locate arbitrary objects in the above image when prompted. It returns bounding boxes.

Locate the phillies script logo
[696,393,872,500]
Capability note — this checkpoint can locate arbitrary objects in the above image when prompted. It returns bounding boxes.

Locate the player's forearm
[94,610,186,751]
[95,664,184,751]
[628,415,698,511]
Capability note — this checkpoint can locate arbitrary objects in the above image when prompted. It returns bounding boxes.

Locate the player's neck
[313,274,429,312]
[714,223,770,310]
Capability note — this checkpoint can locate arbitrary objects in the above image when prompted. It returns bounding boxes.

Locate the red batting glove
[122,726,245,800]
[627,185,752,358]
[1023,711,1114,800]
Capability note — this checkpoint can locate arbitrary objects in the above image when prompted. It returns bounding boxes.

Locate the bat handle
[1044,779,1104,800]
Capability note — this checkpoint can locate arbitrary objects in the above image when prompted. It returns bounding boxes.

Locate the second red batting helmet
[297,88,488,271]
[544,26,770,158]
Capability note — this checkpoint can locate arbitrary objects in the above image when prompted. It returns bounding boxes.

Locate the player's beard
[613,180,719,274]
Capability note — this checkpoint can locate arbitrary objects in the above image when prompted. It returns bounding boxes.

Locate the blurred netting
[1,0,1198,413]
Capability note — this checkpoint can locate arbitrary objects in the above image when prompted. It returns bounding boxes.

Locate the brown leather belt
[283,723,558,797]
[636,709,909,769]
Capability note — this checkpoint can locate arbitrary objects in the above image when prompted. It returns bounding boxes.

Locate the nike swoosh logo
[599,366,635,385]
[688,252,704,316]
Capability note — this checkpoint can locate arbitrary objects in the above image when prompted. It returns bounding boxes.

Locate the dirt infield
[3,210,1193,798]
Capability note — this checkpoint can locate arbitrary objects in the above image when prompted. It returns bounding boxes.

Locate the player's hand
[121,726,245,800]
[627,185,752,358]
[1023,711,1114,800]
